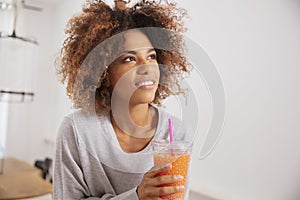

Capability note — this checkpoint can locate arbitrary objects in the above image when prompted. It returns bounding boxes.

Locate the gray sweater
[53,106,191,200]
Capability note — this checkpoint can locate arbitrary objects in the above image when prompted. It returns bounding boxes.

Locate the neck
[110,101,156,138]
[129,103,151,127]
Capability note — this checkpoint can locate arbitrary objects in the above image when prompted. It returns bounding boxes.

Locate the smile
[134,80,156,88]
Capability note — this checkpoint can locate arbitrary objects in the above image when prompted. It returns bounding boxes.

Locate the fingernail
[175,175,184,180]
[177,185,185,190]
[165,163,172,168]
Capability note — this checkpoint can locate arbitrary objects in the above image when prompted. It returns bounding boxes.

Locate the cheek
[109,72,119,88]
[156,66,161,80]
[109,69,134,89]
[109,67,124,86]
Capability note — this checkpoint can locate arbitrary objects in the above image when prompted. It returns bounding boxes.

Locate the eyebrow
[122,48,156,55]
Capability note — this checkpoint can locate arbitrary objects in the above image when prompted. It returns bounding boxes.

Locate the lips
[134,79,156,88]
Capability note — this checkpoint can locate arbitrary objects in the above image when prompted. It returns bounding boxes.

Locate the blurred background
[0,0,300,200]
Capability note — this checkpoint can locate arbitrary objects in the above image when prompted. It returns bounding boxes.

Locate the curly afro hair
[56,0,192,115]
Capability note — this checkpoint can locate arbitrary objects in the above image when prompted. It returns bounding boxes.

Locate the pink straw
[168,118,174,143]
[168,118,175,156]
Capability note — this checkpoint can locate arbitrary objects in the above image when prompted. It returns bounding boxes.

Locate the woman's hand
[136,164,185,200]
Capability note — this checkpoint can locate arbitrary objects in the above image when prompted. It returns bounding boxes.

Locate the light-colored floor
[21,194,52,200]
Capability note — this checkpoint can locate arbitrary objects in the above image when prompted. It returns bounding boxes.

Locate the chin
[130,91,156,105]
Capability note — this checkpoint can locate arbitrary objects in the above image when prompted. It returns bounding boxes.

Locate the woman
[54,0,192,199]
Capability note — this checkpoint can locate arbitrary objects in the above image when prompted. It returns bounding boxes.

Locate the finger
[145,164,172,178]
[149,197,163,200]
[154,185,185,195]
[139,187,164,199]
[150,174,184,186]
[150,163,172,172]
[152,198,163,200]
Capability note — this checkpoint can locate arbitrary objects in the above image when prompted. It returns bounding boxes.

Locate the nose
[136,54,152,75]
[136,64,150,75]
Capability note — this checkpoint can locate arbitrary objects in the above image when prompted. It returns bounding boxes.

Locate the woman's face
[108,30,160,105]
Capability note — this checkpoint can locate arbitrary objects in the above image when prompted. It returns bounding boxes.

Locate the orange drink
[152,140,191,200]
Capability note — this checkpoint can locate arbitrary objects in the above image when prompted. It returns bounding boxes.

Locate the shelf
[0,90,34,102]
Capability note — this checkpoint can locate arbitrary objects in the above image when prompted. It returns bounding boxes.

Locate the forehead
[122,30,153,51]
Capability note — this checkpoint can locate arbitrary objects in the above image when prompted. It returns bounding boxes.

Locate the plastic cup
[152,140,191,200]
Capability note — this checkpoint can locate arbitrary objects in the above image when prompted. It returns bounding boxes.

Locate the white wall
[0,94,9,158]
[3,0,300,200]
[180,0,300,200]
[4,0,79,163]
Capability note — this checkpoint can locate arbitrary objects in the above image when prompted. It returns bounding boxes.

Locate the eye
[148,53,157,60]
[123,56,136,62]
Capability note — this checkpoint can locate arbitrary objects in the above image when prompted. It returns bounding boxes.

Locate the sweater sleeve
[53,117,139,200]
[82,188,139,200]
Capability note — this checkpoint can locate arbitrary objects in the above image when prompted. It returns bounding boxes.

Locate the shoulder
[155,105,184,127]
[154,105,189,141]
[60,109,108,127]
[57,110,103,139]
[57,109,110,144]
